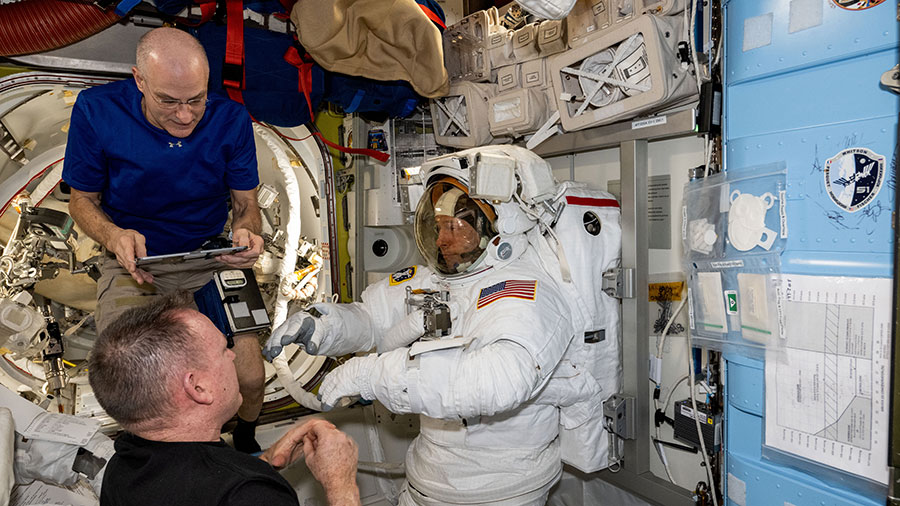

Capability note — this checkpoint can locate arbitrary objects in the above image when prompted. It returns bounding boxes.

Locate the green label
[725,290,738,315]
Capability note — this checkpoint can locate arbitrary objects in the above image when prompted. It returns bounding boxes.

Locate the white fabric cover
[515,0,577,20]
[14,436,80,487]
[0,408,14,506]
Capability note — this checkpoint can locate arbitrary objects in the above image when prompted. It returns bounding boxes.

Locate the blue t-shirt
[62,79,259,256]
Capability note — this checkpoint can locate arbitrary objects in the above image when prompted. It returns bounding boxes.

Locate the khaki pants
[94,254,222,333]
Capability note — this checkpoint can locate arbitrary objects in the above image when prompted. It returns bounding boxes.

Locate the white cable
[712,31,724,68]
[255,125,324,411]
[703,133,712,178]
[687,333,719,506]
[653,394,677,485]
[663,374,690,412]
[688,0,708,90]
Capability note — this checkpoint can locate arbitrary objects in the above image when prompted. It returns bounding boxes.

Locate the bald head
[132,27,210,137]
[135,27,209,80]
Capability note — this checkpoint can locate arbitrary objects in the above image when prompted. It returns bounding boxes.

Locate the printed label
[824,147,885,212]
[710,260,745,269]
[779,189,788,238]
[649,281,685,302]
[775,279,786,339]
[632,116,667,130]
[687,287,695,330]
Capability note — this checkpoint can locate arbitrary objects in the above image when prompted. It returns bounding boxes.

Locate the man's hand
[262,310,319,362]
[217,228,263,268]
[109,228,153,284]
[260,419,361,505]
[259,418,333,470]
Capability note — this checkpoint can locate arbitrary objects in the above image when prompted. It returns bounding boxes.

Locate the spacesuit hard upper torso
[357,247,577,503]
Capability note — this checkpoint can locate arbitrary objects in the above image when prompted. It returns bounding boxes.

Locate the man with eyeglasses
[62,27,267,453]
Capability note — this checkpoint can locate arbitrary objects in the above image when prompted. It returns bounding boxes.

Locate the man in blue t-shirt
[63,27,266,452]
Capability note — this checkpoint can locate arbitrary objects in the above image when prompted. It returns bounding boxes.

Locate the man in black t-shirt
[88,292,361,506]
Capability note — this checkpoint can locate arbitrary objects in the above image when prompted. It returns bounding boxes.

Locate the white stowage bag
[515,0,577,20]
[534,181,623,472]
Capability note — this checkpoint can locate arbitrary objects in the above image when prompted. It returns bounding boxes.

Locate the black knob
[372,239,389,257]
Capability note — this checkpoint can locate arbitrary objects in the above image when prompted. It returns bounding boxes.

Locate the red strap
[176,0,216,27]
[319,136,390,163]
[565,196,620,208]
[284,47,315,123]
[418,5,446,30]
[222,0,245,103]
[275,0,295,15]
[282,47,390,163]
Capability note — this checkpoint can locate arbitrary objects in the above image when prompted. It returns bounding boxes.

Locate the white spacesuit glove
[317,354,379,410]
[263,308,319,361]
[265,303,379,361]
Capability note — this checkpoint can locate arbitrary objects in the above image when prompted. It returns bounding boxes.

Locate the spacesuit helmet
[415,177,497,276]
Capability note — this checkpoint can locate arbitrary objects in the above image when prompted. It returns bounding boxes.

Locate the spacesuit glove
[263,309,319,361]
[317,355,379,409]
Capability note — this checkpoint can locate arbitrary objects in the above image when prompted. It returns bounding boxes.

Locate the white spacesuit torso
[358,245,576,503]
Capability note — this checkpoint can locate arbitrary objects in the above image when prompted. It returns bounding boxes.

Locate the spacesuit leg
[398,479,554,506]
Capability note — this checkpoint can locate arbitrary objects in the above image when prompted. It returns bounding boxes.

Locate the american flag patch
[476,280,537,309]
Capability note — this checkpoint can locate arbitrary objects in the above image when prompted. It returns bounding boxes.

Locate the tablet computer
[134,246,248,267]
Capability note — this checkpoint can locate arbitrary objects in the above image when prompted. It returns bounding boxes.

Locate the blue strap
[346,90,365,113]
[114,0,142,16]
[400,99,418,118]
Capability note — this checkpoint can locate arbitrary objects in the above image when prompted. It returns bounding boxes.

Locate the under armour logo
[168,141,183,148]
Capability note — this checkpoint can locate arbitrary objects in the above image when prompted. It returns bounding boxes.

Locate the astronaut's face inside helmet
[415,179,496,276]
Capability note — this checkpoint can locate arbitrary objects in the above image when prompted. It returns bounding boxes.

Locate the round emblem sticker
[824,147,885,212]
[831,0,886,10]
[497,242,512,260]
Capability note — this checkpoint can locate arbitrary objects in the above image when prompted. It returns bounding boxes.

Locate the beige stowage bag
[292,0,449,98]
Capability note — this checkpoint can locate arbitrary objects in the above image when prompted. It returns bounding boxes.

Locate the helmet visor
[415,180,495,276]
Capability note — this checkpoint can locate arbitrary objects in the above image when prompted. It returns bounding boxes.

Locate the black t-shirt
[100,432,300,506]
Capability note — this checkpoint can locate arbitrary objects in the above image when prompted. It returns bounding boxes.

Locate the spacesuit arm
[320,339,543,419]
[304,274,429,356]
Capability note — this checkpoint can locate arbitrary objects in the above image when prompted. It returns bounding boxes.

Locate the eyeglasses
[149,92,209,111]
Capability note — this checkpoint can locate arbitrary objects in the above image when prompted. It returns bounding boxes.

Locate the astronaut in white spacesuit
[264,146,622,505]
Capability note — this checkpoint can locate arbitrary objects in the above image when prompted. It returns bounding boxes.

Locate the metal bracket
[881,64,900,94]
[603,394,636,440]
[602,267,635,299]
[0,120,28,166]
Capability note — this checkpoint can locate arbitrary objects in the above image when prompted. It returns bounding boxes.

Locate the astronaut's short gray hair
[89,291,197,430]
